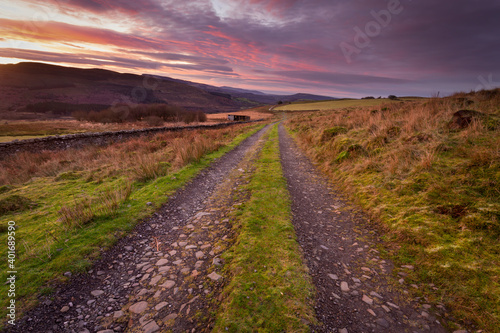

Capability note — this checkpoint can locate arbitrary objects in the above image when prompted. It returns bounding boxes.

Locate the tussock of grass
[0,194,36,215]
[0,123,265,329]
[0,185,13,194]
[214,125,315,332]
[58,182,132,229]
[172,134,223,166]
[285,89,500,331]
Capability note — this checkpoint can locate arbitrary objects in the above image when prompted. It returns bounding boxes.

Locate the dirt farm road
[8,122,455,332]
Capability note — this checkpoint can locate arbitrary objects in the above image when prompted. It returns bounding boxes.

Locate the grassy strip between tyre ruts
[214,124,316,332]
[0,123,266,330]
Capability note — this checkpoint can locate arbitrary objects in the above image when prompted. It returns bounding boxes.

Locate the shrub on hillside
[321,126,348,141]
[26,102,109,116]
[144,116,164,127]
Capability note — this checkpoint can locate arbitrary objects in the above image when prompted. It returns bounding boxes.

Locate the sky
[0,0,499,98]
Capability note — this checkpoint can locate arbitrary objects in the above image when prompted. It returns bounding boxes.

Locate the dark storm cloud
[349,0,500,73]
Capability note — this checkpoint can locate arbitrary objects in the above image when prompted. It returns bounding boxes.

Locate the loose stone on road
[11,124,271,333]
[8,121,459,332]
[278,123,448,333]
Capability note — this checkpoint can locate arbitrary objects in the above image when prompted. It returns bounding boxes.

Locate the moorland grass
[213,124,316,332]
[0,119,212,141]
[285,89,500,331]
[0,123,265,329]
[274,98,412,112]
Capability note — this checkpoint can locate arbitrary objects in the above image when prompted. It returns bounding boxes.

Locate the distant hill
[0,62,255,118]
[161,76,335,104]
[219,86,267,96]
[0,62,335,120]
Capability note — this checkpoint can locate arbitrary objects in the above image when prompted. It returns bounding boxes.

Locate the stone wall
[0,120,261,159]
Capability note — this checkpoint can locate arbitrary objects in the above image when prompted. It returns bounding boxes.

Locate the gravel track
[6,121,457,333]
[278,123,448,333]
[7,124,271,333]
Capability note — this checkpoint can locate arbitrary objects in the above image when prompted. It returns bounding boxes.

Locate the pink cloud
[0,18,163,50]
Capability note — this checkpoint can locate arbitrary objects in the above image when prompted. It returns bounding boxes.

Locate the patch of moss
[55,171,82,181]
[321,126,347,141]
[335,151,349,162]
[410,173,432,193]
[0,185,13,194]
[0,194,36,215]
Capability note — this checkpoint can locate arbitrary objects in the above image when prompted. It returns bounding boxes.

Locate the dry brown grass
[58,182,132,229]
[0,118,217,139]
[171,135,223,166]
[0,123,255,186]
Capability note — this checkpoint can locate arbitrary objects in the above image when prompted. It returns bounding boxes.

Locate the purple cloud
[1,0,499,97]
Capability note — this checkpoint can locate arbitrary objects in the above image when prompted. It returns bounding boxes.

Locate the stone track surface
[8,124,271,333]
[278,123,449,333]
[8,121,457,333]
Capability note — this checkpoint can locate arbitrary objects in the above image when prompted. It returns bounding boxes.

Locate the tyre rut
[278,122,448,333]
[9,124,272,333]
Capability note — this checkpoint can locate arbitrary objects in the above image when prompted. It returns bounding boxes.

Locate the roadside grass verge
[214,124,316,332]
[0,123,265,329]
[284,89,500,332]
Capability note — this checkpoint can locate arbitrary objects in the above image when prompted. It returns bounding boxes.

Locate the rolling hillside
[0,62,254,118]
[0,62,336,121]
[160,76,336,104]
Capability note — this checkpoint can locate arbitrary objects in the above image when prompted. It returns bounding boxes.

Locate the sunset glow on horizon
[1,0,499,97]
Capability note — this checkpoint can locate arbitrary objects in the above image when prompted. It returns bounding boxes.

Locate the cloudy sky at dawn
[1,0,499,97]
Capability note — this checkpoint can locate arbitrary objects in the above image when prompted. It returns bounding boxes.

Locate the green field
[274,98,415,111]
[0,135,49,143]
